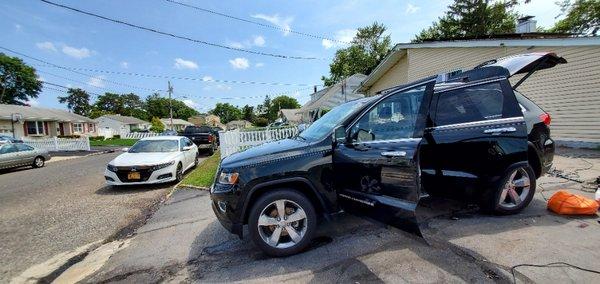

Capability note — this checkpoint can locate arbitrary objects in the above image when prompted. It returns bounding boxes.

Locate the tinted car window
[435,82,512,126]
[15,144,34,151]
[350,85,426,142]
[0,144,18,154]
[129,140,179,153]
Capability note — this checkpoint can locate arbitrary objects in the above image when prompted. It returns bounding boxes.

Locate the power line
[34,63,319,87]
[164,0,349,44]
[39,0,323,60]
[42,81,103,97]
[0,46,163,93]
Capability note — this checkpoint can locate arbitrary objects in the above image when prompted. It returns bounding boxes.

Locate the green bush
[89,136,105,141]
[113,135,121,139]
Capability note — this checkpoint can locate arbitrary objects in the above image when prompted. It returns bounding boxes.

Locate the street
[0,153,174,283]
[47,148,600,283]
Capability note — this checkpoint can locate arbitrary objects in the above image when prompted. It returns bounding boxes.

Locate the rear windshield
[129,140,179,153]
[184,126,212,133]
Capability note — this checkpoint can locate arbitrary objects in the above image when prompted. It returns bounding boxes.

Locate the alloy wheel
[176,164,183,181]
[257,199,308,249]
[498,167,531,209]
[35,157,44,167]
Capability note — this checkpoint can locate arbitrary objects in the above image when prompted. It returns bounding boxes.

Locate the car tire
[32,156,45,168]
[481,164,536,215]
[175,162,183,182]
[192,153,199,168]
[207,145,215,156]
[248,189,317,257]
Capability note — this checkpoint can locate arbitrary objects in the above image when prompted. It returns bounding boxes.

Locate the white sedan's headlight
[218,172,239,185]
[152,161,175,171]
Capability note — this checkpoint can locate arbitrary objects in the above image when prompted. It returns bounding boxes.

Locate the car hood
[221,138,311,168]
[110,152,179,166]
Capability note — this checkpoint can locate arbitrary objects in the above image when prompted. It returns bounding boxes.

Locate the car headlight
[107,164,118,172]
[152,161,175,171]
[218,172,239,185]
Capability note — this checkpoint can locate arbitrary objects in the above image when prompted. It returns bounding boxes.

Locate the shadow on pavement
[95,184,173,195]
[180,191,598,283]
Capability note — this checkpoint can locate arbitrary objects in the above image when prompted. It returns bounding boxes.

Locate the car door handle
[381,151,406,157]
[483,127,516,134]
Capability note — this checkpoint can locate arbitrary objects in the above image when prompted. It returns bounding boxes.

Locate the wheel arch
[241,177,329,224]
[527,141,542,178]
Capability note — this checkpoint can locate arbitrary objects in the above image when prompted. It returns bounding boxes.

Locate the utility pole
[167,81,174,131]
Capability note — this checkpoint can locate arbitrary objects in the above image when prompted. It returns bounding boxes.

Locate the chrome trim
[426,117,524,131]
[352,138,421,145]
[381,151,407,157]
[483,127,517,134]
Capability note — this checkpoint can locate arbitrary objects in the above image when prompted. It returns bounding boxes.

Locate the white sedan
[104,136,199,185]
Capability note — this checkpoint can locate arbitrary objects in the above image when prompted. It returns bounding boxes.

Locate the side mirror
[122,147,130,152]
[332,125,347,144]
[182,145,194,151]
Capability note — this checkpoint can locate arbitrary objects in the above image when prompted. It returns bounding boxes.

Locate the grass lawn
[90,138,138,147]
[181,151,221,188]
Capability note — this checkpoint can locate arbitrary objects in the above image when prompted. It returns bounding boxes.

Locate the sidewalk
[47,149,600,283]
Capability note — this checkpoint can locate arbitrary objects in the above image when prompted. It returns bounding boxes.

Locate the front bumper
[104,164,176,185]
[210,183,244,238]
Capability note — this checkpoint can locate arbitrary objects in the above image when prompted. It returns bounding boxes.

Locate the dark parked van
[211,53,563,256]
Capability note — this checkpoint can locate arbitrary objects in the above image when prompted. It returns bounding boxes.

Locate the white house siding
[96,117,130,135]
[366,45,600,142]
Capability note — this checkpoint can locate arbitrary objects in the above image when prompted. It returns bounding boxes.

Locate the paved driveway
[0,153,181,282]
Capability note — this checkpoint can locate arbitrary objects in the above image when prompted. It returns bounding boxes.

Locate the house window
[88,123,95,132]
[26,121,44,135]
[73,123,84,133]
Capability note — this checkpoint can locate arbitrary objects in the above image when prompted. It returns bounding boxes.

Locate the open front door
[333,82,434,236]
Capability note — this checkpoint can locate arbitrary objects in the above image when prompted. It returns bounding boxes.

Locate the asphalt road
[0,153,174,282]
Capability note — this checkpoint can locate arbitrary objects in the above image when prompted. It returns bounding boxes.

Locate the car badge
[131,167,137,172]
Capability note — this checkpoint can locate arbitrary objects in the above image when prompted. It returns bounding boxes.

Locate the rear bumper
[197,144,213,149]
[541,137,555,175]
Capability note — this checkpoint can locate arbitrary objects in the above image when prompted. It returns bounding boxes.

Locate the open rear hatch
[475,52,567,88]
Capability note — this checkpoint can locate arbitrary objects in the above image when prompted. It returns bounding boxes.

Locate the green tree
[321,22,392,86]
[241,105,256,122]
[58,88,91,116]
[93,92,124,114]
[145,93,199,120]
[253,117,269,127]
[0,53,42,105]
[210,103,242,124]
[413,0,521,42]
[550,0,600,35]
[267,95,301,122]
[149,117,165,133]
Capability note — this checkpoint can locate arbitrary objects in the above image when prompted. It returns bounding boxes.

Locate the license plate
[128,172,141,180]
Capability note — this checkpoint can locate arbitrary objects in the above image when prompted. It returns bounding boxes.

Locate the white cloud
[202,75,214,82]
[87,75,105,88]
[322,29,356,49]
[251,14,294,36]
[120,61,129,69]
[253,35,266,47]
[202,84,232,91]
[405,3,420,14]
[173,58,199,70]
[62,45,92,59]
[36,41,57,52]
[229,57,250,70]
[228,41,245,49]
[255,62,265,68]
[182,99,198,108]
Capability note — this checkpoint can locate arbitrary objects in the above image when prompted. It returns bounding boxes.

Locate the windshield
[129,140,179,153]
[299,97,374,141]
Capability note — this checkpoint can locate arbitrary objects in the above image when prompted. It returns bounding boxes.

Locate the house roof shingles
[0,104,95,123]
[160,118,193,126]
[100,114,148,125]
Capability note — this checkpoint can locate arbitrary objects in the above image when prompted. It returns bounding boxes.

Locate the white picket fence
[22,137,91,151]
[122,132,159,139]
[219,126,298,157]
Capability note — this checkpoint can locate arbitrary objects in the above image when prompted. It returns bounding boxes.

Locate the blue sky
[0,0,562,113]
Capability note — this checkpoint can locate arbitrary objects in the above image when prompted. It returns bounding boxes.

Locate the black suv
[211,53,563,256]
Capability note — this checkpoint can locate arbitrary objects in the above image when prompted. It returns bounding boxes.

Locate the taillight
[208,135,213,142]
[539,113,551,125]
